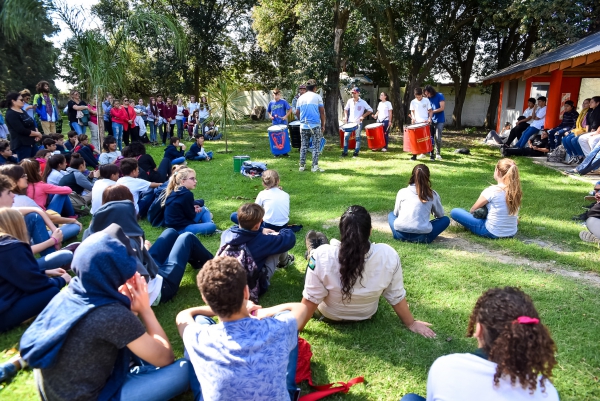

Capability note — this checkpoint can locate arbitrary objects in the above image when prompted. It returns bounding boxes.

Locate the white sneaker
[299,165,305,171]
[311,165,324,173]
[436,154,443,160]
[416,154,426,159]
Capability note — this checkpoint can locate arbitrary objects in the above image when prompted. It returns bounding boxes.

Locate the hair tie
[513,316,539,325]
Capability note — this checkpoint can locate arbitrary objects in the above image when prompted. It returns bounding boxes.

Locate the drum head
[365,123,383,129]
[406,123,428,129]
[341,123,358,130]
[268,125,287,131]
[288,121,301,126]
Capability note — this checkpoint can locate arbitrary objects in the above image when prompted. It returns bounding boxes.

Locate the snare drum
[267,125,291,156]
[403,123,432,154]
[365,123,385,149]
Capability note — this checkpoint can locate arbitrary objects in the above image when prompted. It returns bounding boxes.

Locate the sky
[51,0,99,91]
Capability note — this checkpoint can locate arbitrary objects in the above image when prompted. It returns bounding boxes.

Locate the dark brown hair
[69,152,85,170]
[102,184,134,204]
[237,203,264,230]
[467,287,557,393]
[36,81,50,93]
[42,154,66,183]
[338,205,371,303]
[409,164,433,202]
[19,159,43,183]
[414,87,423,96]
[0,164,25,193]
[197,257,247,318]
[119,158,138,176]
[0,174,13,194]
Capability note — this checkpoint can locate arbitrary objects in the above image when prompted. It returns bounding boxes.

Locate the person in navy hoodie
[185,134,213,161]
[0,140,18,165]
[163,136,186,166]
[220,202,296,293]
[163,167,216,235]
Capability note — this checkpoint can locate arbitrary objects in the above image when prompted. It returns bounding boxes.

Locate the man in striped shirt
[547,100,579,150]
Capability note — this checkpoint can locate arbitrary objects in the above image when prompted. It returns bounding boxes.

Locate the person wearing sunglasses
[0,93,43,161]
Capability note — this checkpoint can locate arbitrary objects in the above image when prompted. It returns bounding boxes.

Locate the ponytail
[496,158,522,215]
[409,164,433,202]
[338,205,372,303]
[42,154,66,183]
[162,167,194,206]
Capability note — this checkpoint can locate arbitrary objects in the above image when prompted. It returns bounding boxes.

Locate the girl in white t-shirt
[450,159,522,238]
[372,92,393,151]
[400,286,558,401]
[300,205,436,338]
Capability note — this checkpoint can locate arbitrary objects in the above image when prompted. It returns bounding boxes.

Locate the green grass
[2,121,600,400]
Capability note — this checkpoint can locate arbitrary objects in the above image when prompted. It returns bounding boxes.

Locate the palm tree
[1,0,187,144]
[206,77,247,153]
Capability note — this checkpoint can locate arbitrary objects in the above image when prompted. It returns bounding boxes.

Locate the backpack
[68,192,91,216]
[547,145,566,163]
[215,243,266,303]
[241,161,267,178]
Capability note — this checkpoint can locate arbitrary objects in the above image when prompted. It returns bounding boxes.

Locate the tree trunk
[484,82,501,129]
[452,31,479,127]
[323,4,350,136]
[193,63,200,98]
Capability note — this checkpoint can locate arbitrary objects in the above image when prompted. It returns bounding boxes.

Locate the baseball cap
[299,84,307,89]
[306,79,317,86]
[351,87,360,93]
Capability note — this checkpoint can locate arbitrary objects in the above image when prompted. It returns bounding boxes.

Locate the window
[507,80,518,109]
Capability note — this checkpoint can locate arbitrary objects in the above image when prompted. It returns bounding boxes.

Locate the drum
[403,123,432,154]
[268,125,292,156]
[365,123,385,149]
[233,155,250,173]
[288,121,301,149]
[339,123,358,149]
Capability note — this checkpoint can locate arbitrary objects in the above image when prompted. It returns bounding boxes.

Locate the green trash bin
[233,155,250,173]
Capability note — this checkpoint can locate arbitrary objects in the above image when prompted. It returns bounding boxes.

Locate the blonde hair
[262,170,280,189]
[496,158,522,215]
[162,167,195,206]
[0,208,29,243]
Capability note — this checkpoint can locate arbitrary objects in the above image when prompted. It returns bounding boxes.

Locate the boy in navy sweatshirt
[164,136,186,165]
[0,140,18,165]
[185,134,213,161]
[220,203,296,293]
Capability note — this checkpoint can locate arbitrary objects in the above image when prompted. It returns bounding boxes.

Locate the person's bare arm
[435,100,445,113]
[150,182,162,188]
[176,306,215,337]
[319,106,326,131]
[124,273,175,367]
[299,298,319,331]
[469,195,489,213]
[255,302,308,331]
[391,298,436,338]
[388,109,393,126]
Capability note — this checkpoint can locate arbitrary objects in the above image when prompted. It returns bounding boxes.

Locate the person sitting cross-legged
[177,256,308,401]
[399,287,559,401]
[388,164,450,243]
[300,205,436,338]
[185,134,213,161]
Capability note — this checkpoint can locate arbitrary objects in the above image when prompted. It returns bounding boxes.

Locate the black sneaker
[353,152,359,157]
[430,154,435,161]
[304,230,320,259]
[341,152,348,157]
[410,155,417,160]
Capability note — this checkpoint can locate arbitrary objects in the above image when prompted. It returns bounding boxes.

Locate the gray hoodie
[392,184,444,233]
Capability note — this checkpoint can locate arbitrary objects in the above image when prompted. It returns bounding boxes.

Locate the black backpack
[216,243,267,303]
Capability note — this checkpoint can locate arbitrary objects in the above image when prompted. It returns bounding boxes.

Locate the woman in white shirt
[372,92,393,151]
[175,97,185,139]
[300,205,436,338]
[198,96,210,134]
[400,287,558,401]
[450,159,522,239]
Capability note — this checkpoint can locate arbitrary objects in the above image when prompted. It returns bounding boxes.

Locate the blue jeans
[431,122,444,155]
[171,156,186,165]
[58,223,81,241]
[25,212,55,257]
[547,127,570,149]
[149,229,213,302]
[399,394,425,401]
[148,120,157,143]
[37,250,73,271]
[343,125,362,154]
[188,151,213,161]
[188,314,298,401]
[47,194,75,217]
[515,126,540,148]
[563,133,584,157]
[381,120,390,149]
[77,145,98,168]
[176,119,184,138]
[179,207,217,236]
[576,142,600,175]
[112,122,124,150]
[450,208,498,239]
[15,145,37,161]
[388,212,450,243]
[69,122,86,135]
[117,359,190,401]
[0,287,59,332]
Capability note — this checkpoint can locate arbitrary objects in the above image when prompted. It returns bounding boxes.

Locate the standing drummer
[267,88,291,125]
[372,92,393,152]
[342,87,373,157]
[296,79,325,173]
[409,87,433,161]
[424,85,445,160]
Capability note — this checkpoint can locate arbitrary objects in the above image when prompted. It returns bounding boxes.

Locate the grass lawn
[1,120,599,400]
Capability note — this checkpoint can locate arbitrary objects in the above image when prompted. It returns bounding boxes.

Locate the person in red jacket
[121,97,137,147]
[162,97,177,145]
[110,99,127,151]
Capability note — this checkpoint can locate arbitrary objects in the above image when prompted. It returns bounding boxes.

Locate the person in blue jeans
[450,159,522,239]
[515,96,547,148]
[342,87,373,157]
[163,167,217,235]
[20,224,190,401]
[389,164,450,243]
[164,136,187,165]
[177,256,307,401]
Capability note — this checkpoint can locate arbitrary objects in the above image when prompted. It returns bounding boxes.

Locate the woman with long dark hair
[400,287,558,401]
[372,92,393,151]
[0,92,43,161]
[300,205,435,337]
[147,97,159,145]
[389,164,449,243]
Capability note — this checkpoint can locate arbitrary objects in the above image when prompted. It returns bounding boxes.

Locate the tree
[206,77,246,153]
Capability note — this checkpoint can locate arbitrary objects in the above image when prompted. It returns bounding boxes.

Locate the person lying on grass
[450,158,522,239]
[400,286,558,401]
[300,205,436,338]
[389,163,450,244]
[20,224,190,401]
[177,256,307,401]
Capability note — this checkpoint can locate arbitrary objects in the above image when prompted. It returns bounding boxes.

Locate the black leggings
[505,123,529,146]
